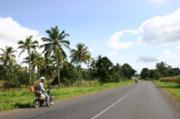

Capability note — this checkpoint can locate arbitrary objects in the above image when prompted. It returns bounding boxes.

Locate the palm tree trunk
[57,60,60,87]
[47,75,50,90]
[88,61,91,87]
[5,69,10,89]
[57,68,60,87]
[32,68,35,85]
[29,60,32,85]
[78,64,82,86]
[28,50,32,85]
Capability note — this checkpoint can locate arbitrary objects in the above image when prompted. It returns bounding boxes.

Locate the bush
[3,79,21,88]
[51,63,78,86]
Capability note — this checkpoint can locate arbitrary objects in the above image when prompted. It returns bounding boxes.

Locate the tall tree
[95,56,113,83]
[23,51,44,83]
[71,43,90,85]
[0,46,16,68]
[156,62,169,77]
[156,62,166,71]
[140,68,151,79]
[41,26,70,87]
[121,63,136,79]
[18,35,38,85]
[0,46,16,87]
[90,59,97,80]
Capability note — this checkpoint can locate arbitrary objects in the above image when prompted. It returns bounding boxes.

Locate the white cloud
[107,8,180,70]
[137,56,159,63]
[139,8,180,44]
[108,8,180,50]
[0,17,41,63]
[108,29,139,49]
[147,0,166,5]
[0,17,40,49]
[159,49,180,68]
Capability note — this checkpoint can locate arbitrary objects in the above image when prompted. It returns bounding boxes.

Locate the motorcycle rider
[37,77,50,106]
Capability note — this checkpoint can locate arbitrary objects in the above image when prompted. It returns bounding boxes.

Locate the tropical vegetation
[140,61,180,80]
[0,26,136,89]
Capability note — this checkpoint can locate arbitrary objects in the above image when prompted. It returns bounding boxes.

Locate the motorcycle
[135,79,138,83]
[33,90,55,108]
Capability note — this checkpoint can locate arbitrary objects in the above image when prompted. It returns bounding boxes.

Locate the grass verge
[154,80,180,101]
[0,80,133,111]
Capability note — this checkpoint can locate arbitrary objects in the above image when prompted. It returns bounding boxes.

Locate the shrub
[160,76,180,83]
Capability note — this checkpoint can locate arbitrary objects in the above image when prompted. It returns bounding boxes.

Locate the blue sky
[0,0,180,72]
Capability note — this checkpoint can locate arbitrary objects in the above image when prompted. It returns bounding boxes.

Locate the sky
[0,0,180,72]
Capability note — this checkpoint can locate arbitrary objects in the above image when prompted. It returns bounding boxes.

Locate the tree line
[140,62,180,80]
[0,26,136,88]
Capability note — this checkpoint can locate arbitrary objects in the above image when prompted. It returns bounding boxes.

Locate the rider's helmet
[39,77,45,82]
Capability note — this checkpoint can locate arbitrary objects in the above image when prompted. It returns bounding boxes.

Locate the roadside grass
[0,80,133,111]
[154,80,180,101]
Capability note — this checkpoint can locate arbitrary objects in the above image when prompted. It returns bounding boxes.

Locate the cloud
[0,17,41,63]
[159,49,180,68]
[107,8,180,71]
[0,17,40,49]
[139,8,180,44]
[147,0,166,5]
[108,8,180,50]
[108,29,139,49]
[137,56,159,63]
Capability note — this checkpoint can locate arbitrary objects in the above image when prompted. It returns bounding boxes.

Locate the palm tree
[0,53,3,64]
[41,26,70,87]
[0,46,16,68]
[156,62,166,69]
[71,43,90,86]
[86,54,93,86]
[156,61,169,76]
[0,46,16,88]
[18,35,38,85]
[86,54,92,78]
[23,51,44,83]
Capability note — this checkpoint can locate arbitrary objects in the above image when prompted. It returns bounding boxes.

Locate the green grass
[0,80,133,111]
[154,80,180,101]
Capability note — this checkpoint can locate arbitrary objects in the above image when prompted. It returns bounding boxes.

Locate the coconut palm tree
[0,53,3,64]
[90,59,97,84]
[41,26,70,87]
[71,43,90,86]
[156,62,166,70]
[18,35,38,85]
[0,46,16,88]
[0,46,16,68]
[23,51,44,83]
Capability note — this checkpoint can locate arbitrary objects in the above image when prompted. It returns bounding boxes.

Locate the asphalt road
[0,81,180,119]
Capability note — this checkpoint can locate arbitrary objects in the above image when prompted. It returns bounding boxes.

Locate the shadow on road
[15,103,33,109]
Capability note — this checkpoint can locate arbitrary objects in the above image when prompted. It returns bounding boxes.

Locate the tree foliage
[41,26,70,87]
[140,61,180,80]
[71,43,90,85]
[94,56,136,83]
[18,35,38,85]
[121,63,136,79]
[0,26,137,88]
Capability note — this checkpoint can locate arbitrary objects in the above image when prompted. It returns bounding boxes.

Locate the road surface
[0,81,180,119]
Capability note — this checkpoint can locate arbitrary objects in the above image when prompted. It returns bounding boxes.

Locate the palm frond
[19,49,25,57]
[18,40,24,44]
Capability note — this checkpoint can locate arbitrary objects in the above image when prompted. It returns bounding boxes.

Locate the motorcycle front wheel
[49,96,55,105]
[33,99,41,108]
